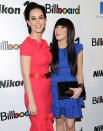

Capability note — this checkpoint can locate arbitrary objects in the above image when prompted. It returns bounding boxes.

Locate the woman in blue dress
[50,18,84,131]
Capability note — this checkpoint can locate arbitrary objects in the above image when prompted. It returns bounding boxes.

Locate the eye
[39,16,44,19]
[31,17,36,20]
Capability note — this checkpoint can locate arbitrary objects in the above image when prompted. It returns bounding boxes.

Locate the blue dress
[51,43,84,119]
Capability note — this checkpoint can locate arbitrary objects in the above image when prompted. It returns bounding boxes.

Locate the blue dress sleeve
[74,43,83,56]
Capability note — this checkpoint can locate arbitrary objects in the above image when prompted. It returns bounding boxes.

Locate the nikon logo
[0,80,23,88]
[93,70,103,77]
[94,125,103,131]
[0,4,20,14]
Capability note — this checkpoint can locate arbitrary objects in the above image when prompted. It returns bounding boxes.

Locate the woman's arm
[76,49,84,84]
[71,50,84,99]
[20,56,37,116]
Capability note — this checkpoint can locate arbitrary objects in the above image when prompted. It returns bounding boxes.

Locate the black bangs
[55,18,68,28]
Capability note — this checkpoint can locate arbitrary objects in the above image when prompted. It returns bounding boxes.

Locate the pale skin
[20,8,46,116]
[55,25,84,131]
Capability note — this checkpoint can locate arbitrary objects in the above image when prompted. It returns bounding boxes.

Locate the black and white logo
[0,4,20,14]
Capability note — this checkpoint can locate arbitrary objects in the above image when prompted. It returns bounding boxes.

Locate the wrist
[29,100,35,105]
[78,83,84,89]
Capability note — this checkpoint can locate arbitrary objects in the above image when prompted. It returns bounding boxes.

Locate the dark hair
[51,18,77,76]
[24,1,46,34]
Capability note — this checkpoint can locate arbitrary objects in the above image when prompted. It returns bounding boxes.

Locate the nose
[56,28,61,34]
[35,18,40,24]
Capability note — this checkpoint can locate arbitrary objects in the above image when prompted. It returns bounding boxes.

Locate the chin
[34,29,43,33]
[56,37,62,41]
[33,27,43,33]
[56,36,65,41]
[36,30,43,33]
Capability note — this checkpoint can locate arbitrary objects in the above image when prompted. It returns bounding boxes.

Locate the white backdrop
[0,0,103,131]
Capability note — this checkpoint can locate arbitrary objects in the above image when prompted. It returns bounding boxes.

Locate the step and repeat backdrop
[0,0,103,131]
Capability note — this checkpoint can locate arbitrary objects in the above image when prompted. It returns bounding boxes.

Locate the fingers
[29,111,37,116]
[69,88,74,91]
[65,89,74,94]
[70,88,81,99]
[28,104,37,116]
[71,94,79,99]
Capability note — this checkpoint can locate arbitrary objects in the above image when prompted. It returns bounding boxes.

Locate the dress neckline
[59,47,67,50]
[27,37,44,44]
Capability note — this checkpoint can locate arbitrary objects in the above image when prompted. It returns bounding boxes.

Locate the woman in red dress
[20,2,54,131]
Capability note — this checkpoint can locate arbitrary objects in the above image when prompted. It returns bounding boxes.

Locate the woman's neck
[58,40,67,48]
[29,32,42,42]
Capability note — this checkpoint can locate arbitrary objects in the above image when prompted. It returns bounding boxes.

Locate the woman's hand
[70,87,82,99]
[29,102,37,116]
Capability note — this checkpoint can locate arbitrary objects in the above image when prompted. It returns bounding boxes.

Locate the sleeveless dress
[20,37,54,131]
[51,43,84,119]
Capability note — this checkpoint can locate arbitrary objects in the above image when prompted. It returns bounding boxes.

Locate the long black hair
[23,1,46,34]
[50,18,77,76]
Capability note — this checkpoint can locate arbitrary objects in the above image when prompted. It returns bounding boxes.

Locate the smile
[35,25,42,28]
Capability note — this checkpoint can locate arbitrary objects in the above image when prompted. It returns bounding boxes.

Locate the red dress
[20,37,54,131]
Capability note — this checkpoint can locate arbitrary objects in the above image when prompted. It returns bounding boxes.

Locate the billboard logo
[0,111,29,121]
[0,41,21,50]
[100,2,103,14]
[0,4,20,14]
[45,4,80,14]
[92,96,103,104]
[92,38,103,46]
